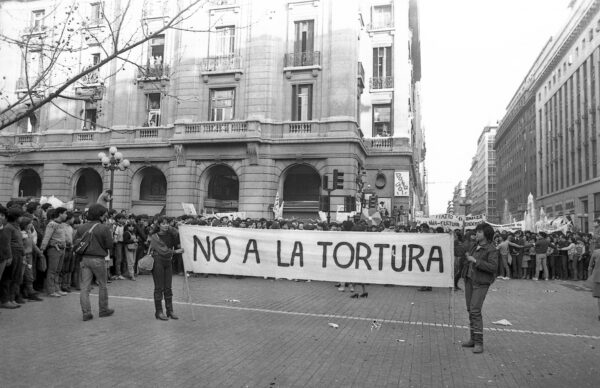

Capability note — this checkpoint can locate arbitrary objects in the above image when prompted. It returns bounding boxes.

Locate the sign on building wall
[394,171,409,197]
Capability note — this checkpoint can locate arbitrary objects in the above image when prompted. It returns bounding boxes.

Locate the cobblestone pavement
[1,275,599,388]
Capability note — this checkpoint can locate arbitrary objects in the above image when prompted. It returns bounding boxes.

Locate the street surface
[0,275,599,387]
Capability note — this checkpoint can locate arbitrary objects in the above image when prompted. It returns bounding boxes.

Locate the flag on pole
[273,191,284,220]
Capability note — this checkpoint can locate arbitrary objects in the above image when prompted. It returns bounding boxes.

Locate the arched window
[74,168,103,209]
[140,168,167,201]
[17,169,42,197]
[283,164,320,201]
[208,165,239,200]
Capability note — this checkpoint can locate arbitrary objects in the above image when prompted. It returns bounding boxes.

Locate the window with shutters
[288,20,318,66]
[370,4,393,29]
[212,26,235,57]
[209,88,235,121]
[371,47,393,89]
[292,84,312,121]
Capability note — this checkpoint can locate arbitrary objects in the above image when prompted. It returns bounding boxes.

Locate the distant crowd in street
[1,196,598,325]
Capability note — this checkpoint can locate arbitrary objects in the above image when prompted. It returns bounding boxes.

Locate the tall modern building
[0,0,426,218]
[495,44,544,221]
[468,126,497,222]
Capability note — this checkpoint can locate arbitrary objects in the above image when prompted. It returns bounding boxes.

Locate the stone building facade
[0,0,426,218]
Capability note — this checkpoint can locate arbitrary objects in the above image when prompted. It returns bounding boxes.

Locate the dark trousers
[152,258,173,313]
[465,278,489,345]
[511,253,522,278]
[559,254,568,279]
[61,248,74,290]
[0,256,24,303]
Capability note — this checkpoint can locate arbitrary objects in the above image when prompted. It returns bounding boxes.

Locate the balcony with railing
[369,76,394,90]
[284,51,321,68]
[15,77,45,98]
[200,54,243,73]
[362,136,411,153]
[136,61,170,81]
[173,120,251,142]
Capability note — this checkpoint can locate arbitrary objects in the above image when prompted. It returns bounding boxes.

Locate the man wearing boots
[461,223,498,354]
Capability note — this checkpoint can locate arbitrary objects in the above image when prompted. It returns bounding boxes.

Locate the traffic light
[344,195,356,212]
[333,169,344,189]
[368,195,378,209]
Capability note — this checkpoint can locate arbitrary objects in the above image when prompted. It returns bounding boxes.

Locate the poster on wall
[394,171,409,197]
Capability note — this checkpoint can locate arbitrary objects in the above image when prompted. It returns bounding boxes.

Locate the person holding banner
[149,217,184,321]
[461,223,498,354]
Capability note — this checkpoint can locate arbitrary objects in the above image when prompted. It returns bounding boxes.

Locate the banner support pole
[181,260,196,321]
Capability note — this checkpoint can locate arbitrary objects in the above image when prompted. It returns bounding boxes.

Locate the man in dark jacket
[0,205,14,311]
[74,204,114,321]
[461,222,498,354]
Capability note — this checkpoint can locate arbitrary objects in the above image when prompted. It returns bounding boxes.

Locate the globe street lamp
[98,146,130,210]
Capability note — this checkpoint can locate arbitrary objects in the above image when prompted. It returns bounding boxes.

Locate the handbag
[74,224,99,256]
[126,242,138,251]
[137,249,154,273]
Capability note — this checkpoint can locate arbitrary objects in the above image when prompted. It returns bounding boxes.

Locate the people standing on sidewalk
[112,214,126,280]
[74,204,114,321]
[0,207,26,309]
[40,207,68,297]
[461,222,498,354]
[496,234,522,280]
[534,232,551,281]
[123,222,138,280]
[149,216,184,321]
[20,215,44,302]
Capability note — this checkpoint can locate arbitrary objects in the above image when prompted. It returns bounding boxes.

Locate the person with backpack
[74,204,114,321]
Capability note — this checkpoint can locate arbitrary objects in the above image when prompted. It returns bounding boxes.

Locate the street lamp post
[98,146,130,210]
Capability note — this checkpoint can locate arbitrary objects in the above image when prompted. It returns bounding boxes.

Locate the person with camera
[74,204,114,321]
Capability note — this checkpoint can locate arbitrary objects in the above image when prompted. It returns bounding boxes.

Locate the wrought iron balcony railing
[284,51,321,67]
[369,76,394,89]
[136,61,170,80]
[200,54,242,72]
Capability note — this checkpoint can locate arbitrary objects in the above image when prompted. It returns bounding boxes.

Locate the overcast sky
[420,0,572,214]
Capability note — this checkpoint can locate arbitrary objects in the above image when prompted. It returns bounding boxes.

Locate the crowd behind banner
[0,196,595,311]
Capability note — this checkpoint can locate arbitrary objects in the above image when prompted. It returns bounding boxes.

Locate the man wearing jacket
[461,223,498,354]
[74,204,114,321]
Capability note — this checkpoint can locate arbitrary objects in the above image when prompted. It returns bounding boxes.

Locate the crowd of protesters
[1,197,598,322]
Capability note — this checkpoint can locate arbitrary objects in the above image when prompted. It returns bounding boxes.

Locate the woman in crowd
[123,222,139,281]
[149,216,184,321]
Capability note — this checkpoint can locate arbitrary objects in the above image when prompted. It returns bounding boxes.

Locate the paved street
[1,274,599,388]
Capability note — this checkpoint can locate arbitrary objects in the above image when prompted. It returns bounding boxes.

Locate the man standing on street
[40,207,68,297]
[74,204,114,321]
[461,222,498,354]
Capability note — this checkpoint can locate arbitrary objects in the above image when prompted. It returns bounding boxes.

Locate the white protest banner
[181,203,197,216]
[394,171,410,197]
[488,221,524,232]
[179,225,454,287]
[464,214,486,230]
[415,213,464,229]
[214,212,247,220]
